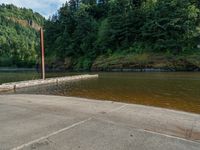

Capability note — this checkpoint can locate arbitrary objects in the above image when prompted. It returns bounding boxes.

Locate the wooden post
[40,28,45,80]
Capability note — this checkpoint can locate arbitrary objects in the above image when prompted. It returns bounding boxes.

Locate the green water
[1,72,200,113]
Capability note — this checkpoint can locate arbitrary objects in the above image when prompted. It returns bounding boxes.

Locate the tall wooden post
[40,28,45,80]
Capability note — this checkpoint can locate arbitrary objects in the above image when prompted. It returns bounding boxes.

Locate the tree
[44,0,200,70]
[140,0,200,52]
[0,4,43,67]
[69,0,80,11]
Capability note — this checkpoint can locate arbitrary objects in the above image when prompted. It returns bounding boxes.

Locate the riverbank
[91,52,200,72]
[2,51,200,72]
[0,94,199,150]
[45,52,200,72]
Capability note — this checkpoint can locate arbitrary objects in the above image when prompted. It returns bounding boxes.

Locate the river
[1,72,200,113]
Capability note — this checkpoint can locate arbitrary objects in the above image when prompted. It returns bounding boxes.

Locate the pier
[0,74,98,92]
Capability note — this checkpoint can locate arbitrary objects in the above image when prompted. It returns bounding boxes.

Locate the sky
[0,0,67,18]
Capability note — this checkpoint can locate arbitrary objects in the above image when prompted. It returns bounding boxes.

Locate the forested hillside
[0,4,44,67]
[1,1,200,71]
[45,0,200,71]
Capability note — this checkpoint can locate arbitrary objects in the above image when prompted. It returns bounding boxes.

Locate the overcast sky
[0,0,67,18]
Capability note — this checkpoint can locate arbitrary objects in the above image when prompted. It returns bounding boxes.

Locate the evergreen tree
[44,0,200,70]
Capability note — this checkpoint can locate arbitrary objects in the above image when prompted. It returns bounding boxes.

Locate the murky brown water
[7,72,200,114]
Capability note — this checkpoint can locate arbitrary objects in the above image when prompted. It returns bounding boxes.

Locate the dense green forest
[0,4,44,67]
[45,0,200,71]
[1,1,200,71]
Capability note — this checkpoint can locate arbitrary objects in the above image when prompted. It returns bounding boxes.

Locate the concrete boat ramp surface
[0,95,200,150]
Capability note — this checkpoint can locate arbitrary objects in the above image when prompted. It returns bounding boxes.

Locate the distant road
[0,95,199,150]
